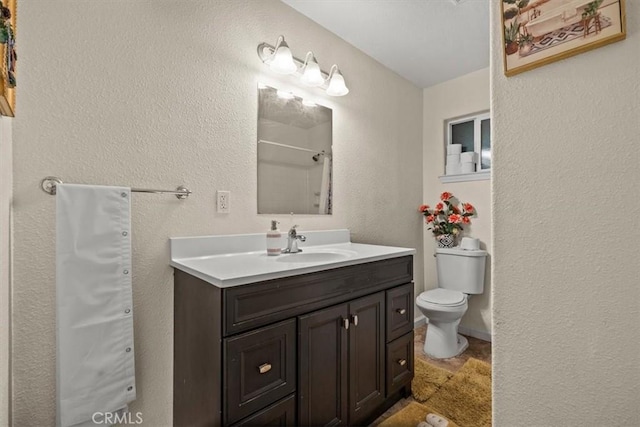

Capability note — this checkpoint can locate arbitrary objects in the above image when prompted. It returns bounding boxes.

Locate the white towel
[56,184,136,427]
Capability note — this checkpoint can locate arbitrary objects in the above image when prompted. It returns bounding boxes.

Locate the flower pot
[519,43,532,55]
[505,41,518,55]
[436,234,456,249]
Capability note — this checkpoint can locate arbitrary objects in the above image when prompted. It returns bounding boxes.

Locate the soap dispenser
[267,220,282,256]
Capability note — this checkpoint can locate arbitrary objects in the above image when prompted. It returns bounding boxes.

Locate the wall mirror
[257,85,333,214]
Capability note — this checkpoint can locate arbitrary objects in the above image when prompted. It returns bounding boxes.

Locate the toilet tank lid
[436,248,487,257]
[419,288,466,306]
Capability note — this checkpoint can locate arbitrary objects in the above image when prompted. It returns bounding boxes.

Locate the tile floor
[370,324,492,426]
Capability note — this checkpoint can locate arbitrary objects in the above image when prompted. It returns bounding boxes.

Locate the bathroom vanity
[170,230,415,426]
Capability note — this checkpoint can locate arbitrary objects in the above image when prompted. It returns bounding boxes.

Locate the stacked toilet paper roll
[460,152,476,174]
[445,144,462,175]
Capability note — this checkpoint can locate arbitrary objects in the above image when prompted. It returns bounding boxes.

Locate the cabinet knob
[351,314,359,326]
[397,359,407,367]
[396,308,406,315]
[258,363,272,374]
[342,318,349,330]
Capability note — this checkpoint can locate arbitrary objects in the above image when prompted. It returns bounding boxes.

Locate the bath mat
[381,358,491,427]
[411,358,454,402]
[377,401,459,427]
[425,358,492,427]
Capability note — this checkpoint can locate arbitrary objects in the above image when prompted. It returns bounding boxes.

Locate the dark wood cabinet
[348,292,385,425]
[297,292,385,426]
[174,255,414,427]
[298,304,349,426]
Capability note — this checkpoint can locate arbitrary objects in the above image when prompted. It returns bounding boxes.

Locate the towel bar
[40,176,192,200]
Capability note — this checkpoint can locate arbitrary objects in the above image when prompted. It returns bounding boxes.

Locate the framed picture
[0,0,15,117]
[501,0,626,76]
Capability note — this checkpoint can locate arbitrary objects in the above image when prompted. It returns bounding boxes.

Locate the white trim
[439,170,490,183]
[414,315,427,328]
[414,315,492,343]
[458,325,492,342]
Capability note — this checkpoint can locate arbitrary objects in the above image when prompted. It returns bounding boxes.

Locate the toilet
[416,247,487,359]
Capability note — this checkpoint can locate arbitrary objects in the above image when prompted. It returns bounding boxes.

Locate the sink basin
[276,249,357,263]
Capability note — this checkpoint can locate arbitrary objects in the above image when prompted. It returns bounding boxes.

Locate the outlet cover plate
[217,190,230,213]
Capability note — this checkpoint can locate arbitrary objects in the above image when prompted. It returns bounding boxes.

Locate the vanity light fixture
[276,89,295,100]
[257,35,349,97]
[326,65,349,97]
[268,36,297,75]
[300,52,324,87]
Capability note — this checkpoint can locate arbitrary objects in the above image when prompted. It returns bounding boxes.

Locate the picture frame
[0,0,15,117]
[501,0,626,77]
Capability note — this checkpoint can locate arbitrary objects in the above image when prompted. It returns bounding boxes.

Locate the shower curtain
[318,157,331,214]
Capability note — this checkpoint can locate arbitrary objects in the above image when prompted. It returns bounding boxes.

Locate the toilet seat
[418,289,466,307]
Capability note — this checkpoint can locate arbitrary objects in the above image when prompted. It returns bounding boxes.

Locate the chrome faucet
[283,225,306,253]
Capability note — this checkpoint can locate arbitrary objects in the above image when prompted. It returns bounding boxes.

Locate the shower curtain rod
[40,176,192,200]
[258,139,332,157]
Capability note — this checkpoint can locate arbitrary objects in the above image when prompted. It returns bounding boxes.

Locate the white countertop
[169,230,415,288]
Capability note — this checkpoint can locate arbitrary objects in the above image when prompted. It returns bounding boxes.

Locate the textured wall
[11,1,423,425]
[1,116,12,427]
[422,68,491,336]
[491,1,640,424]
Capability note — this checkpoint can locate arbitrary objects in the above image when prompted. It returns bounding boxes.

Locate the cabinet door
[298,303,349,427]
[348,292,386,425]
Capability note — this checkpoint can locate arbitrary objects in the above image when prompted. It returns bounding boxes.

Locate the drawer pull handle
[351,314,359,326]
[397,308,406,315]
[342,318,349,330]
[397,359,407,367]
[258,363,272,374]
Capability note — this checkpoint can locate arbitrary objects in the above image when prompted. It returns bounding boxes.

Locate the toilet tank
[435,248,487,294]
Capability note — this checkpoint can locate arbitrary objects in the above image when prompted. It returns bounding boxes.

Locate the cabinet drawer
[224,319,296,425]
[386,331,414,396]
[230,394,296,427]
[224,256,413,336]
[386,283,414,342]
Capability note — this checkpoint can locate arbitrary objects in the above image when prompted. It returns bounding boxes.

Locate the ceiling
[281,0,489,88]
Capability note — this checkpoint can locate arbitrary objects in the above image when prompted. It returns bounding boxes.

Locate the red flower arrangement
[418,192,475,238]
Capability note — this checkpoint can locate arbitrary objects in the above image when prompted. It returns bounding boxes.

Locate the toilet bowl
[417,288,469,359]
[417,247,486,359]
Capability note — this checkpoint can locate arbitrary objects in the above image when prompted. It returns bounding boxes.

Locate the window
[441,111,490,183]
